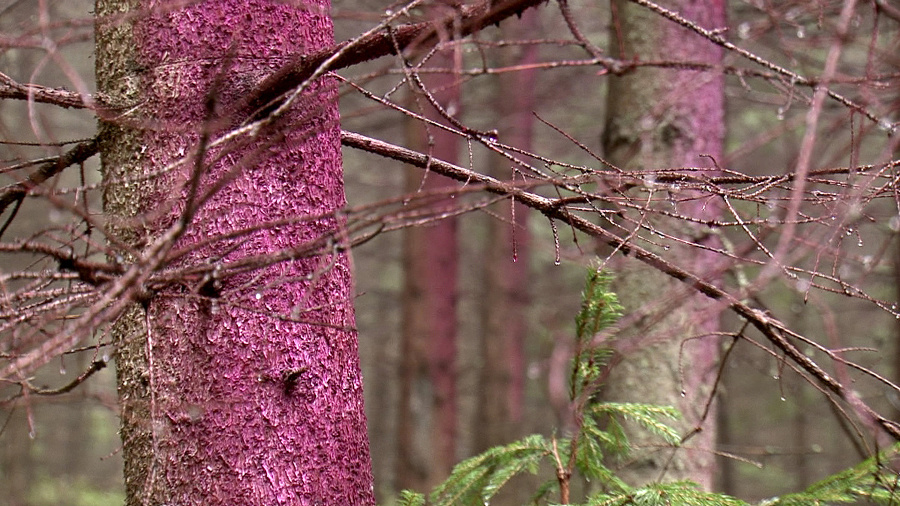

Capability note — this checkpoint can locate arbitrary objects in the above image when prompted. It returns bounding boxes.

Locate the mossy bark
[95,1,154,501]
[601,0,726,491]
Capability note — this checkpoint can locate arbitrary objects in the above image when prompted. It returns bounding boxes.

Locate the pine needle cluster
[397,267,900,505]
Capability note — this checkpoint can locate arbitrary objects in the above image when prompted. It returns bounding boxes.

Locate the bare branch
[0,71,91,109]
[341,129,900,441]
[0,137,100,216]
[237,0,549,118]
[627,0,895,128]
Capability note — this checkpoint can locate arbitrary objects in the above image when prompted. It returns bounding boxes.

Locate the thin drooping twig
[1,0,892,230]
[754,0,860,290]
[1,358,108,405]
[0,0,548,237]
[1,0,550,116]
[0,215,188,381]
[2,2,896,445]
[556,0,611,64]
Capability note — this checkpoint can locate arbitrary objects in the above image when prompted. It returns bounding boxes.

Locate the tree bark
[475,7,539,453]
[397,43,461,493]
[893,232,900,421]
[95,1,374,504]
[600,0,725,490]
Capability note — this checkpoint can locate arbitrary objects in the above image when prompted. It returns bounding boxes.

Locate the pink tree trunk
[476,7,539,452]
[95,1,374,504]
[397,44,461,492]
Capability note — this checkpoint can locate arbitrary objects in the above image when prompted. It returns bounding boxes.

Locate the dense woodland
[1,0,900,504]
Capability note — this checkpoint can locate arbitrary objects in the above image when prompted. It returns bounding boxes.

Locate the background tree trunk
[0,408,31,505]
[396,44,461,492]
[475,7,540,453]
[600,0,726,490]
[893,231,900,421]
[95,1,374,503]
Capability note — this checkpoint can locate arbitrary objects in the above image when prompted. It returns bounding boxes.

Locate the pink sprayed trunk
[95,0,374,504]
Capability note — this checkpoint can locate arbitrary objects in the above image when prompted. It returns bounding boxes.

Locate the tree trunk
[893,233,900,421]
[0,408,31,505]
[475,8,539,453]
[95,1,374,504]
[397,44,461,493]
[600,0,725,490]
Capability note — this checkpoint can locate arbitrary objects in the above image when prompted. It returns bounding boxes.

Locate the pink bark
[495,7,539,425]
[421,94,461,480]
[123,1,374,503]
[397,44,461,491]
[476,8,539,452]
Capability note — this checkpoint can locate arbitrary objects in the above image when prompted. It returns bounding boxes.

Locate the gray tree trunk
[601,0,726,490]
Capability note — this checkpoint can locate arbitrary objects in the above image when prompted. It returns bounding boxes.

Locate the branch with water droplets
[341,129,900,441]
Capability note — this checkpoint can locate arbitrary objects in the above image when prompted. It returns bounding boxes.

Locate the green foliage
[589,403,681,446]
[571,269,620,403]
[396,268,900,506]
[583,481,750,506]
[574,413,624,481]
[763,444,900,505]
[428,434,553,504]
[399,267,683,505]
[396,489,427,506]
[575,269,623,345]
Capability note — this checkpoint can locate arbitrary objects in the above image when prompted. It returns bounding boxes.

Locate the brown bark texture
[600,0,726,491]
[95,0,374,504]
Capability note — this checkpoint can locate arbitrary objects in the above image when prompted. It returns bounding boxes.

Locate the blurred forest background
[2,0,899,504]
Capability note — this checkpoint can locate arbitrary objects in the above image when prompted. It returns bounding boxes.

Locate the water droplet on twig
[878,118,896,135]
[550,219,561,265]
